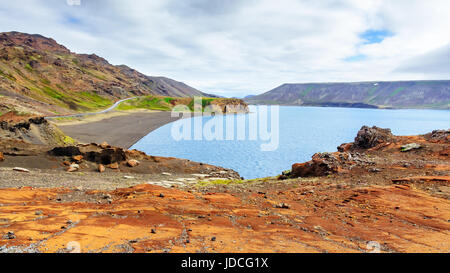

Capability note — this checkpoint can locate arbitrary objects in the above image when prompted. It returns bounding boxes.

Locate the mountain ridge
[246,80,450,109]
[0,31,214,116]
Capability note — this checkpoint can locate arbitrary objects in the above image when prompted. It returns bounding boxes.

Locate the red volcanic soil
[0,182,448,253]
[0,127,449,253]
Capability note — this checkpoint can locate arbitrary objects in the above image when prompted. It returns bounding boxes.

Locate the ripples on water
[132,106,450,179]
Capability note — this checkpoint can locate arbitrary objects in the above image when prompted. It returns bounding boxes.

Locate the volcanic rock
[98,164,105,173]
[3,231,15,240]
[291,153,342,178]
[427,129,450,142]
[62,161,71,166]
[49,143,126,165]
[108,162,119,169]
[127,159,140,167]
[72,155,83,163]
[353,126,394,149]
[275,203,291,209]
[337,143,353,152]
[100,141,109,149]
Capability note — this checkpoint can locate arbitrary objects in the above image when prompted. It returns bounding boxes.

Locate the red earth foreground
[0,128,449,253]
[0,182,448,253]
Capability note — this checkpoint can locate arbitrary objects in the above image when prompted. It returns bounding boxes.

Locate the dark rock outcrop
[426,129,450,143]
[290,153,342,178]
[0,113,74,146]
[285,125,395,179]
[353,126,394,149]
[49,143,126,165]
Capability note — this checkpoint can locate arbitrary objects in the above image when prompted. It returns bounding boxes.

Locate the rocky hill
[0,32,213,116]
[246,80,450,109]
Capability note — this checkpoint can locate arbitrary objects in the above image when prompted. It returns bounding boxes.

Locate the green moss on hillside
[117,96,172,111]
[77,91,112,109]
[390,87,405,97]
[0,68,17,81]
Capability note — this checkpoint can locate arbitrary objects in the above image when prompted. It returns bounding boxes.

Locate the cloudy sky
[0,0,449,97]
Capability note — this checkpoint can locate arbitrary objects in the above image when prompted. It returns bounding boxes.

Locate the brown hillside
[0,32,211,116]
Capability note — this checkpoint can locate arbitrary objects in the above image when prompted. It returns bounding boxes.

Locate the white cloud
[0,0,449,97]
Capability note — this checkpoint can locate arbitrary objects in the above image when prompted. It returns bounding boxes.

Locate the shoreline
[246,103,450,110]
[55,109,249,149]
[56,110,181,149]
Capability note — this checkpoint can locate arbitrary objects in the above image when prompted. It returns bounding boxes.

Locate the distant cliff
[245,80,450,109]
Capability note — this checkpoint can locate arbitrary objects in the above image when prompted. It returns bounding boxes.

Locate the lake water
[131,106,450,179]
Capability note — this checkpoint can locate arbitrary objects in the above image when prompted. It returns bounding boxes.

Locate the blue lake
[131,106,450,179]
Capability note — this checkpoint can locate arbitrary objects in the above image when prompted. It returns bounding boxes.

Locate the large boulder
[291,153,342,178]
[353,126,394,149]
[427,129,450,143]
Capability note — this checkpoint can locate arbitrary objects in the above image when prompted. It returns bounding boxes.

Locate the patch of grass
[41,78,51,85]
[202,98,215,108]
[187,99,195,111]
[13,67,28,80]
[196,179,245,187]
[38,85,112,111]
[76,91,112,109]
[62,135,76,145]
[299,86,313,97]
[186,98,216,112]
[389,87,405,97]
[117,96,172,111]
[41,85,64,100]
[164,97,174,104]
[39,85,81,110]
[25,63,33,72]
[55,84,65,90]
[0,69,16,81]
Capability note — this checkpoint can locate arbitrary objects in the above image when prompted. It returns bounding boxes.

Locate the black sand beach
[57,111,180,149]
